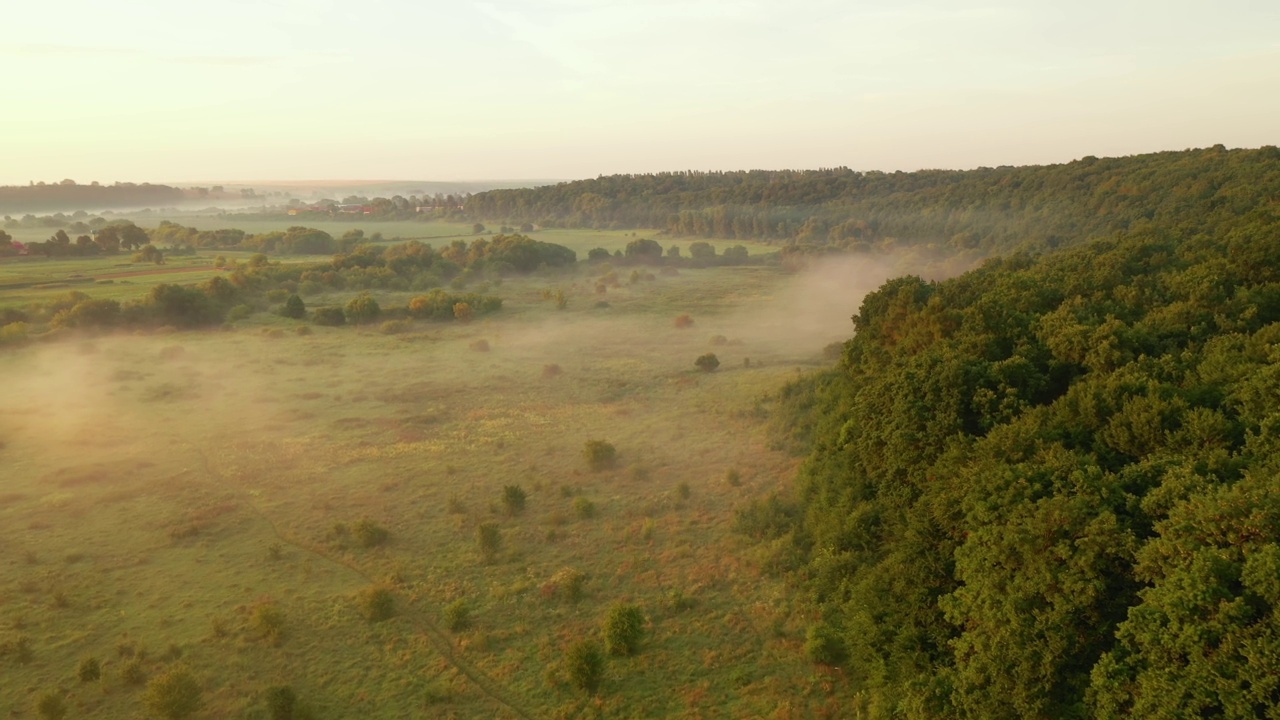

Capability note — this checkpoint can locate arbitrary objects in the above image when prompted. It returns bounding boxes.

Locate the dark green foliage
[501,484,527,515]
[573,496,596,519]
[464,147,1280,256]
[623,237,664,262]
[583,440,617,471]
[121,658,147,685]
[566,639,606,695]
[280,294,306,319]
[602,603,646,656]
[775,213,1280,716]
[250,602,286,644]
[78,656,101,681]
[311,307,345,326]
[804,623,847,666]
[265,685,298,720]
[3,634,34,664]
[477,521,502,563]
[358,586,395,622]
[694,353,720,372]
[444,599,471,632]
[143,664,202,720]
[352,518,390,548]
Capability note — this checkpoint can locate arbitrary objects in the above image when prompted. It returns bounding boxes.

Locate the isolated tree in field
[566,639,605,695]
[358,586,395,622]
[602,603,646,656]
[472,223,486,234]
[478,521,502,562]
[344,293,381,324]
[688,241,716,261]
[502,484,527,515]
[587,247,612,263]
[280,294,306,319]
[144,665,202,720]
[583,440,617,471]
[624,237,664,263]
[695,353,720,372]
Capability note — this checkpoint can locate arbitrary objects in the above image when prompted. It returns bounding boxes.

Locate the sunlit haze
[4,0,1279,183]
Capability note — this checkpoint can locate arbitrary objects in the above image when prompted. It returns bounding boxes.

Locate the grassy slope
[0,264,848,719]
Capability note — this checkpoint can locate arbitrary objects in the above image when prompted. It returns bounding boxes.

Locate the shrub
[565,639,605,695]
[312,307,345,326]
[674,314,694,328]
[279,294,306,319]
[583,440,617,472]
[676,481,691,500]
[725,468,742,486]
[469,338,490,352]
[709,334,728,346]
[143,664,202,720]
[546,567,587,603]
[295,325,312,336]
[805,623,848,666]
[250,602,286,644]
[453,302,474,323]
[36,692,66,720]
[358,586,395,622]
[344,293,381,325]
[695,353,720,372]
[379,319,411,334]
[542,363,562,378]
[477,522,502,563]
[502,485,527,515]
[573,497,596,519]
[120,658,147,685]
[78,656,101,681]
[226,304,254,322]
[352,518,390,548]
[264,685,298,720]
[602,604,646,656]
[444,599,472,632]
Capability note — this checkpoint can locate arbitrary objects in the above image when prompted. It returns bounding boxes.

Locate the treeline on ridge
[0,181,185,214]
[747,194,1280,716]
[465,145,1280,255]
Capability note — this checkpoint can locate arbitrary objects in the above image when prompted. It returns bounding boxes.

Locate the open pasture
[0,259,882,719]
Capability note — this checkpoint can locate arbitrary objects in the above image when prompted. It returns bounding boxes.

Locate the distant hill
[465,145,1280,255]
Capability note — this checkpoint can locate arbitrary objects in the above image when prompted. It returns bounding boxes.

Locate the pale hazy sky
[3,0,1278,184]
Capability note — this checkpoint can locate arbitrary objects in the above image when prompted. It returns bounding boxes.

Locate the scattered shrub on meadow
[477,521,502,563]
[542,363,562,378]
[379,319,411,335]
[3,634,34,664]
[453,302,474,323]
[295,325,312,336]
[78,656,101,681]
[36,692,66,720]
[725,468,742,486]
[573,497,596,520]
[352,518,390,548]
[602,603,646,656]
[583,440,617,471]
[226,304,255,322]
[674,314,694,328]
[544,567,587,604]
[358,586,396,622]
[501,485,527,516]
[344,293,381,325]
[444,599,472,632]
[279,294,306,319]
[250,602,286,644]
[311,307,345,326]
[566,639,605,695]
[469,338,490,352]
[709,334,728,346]
[264,685,298,720]
[695,353,720,372]
[121,658,147,686]
[676,481,691,500]
[554,288,568,310]
[143,664,202,720]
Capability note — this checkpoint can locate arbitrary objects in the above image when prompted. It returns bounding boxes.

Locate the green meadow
[0,249,878,718]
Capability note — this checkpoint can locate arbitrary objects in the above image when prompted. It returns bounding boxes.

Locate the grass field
[0,257,887,719]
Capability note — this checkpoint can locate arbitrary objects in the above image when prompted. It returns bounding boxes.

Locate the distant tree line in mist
[0,180,185,214]
[464,145,1280,255]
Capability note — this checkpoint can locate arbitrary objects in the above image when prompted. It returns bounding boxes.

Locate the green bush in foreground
[78,656,101,681]
[444,599,472,632]
[602,603,646,656]
[477,522,502,563]
[352,518,390,548]
[695,353,720,372]
[359,586,395,622]
[36,692,66,720]
[144,664,202,720]
[502,484,527,515]
[265,685,298,720]
[566,639,605,695]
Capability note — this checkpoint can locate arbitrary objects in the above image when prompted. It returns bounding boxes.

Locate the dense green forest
[465,145,1280,255]
[749,176,1280,716]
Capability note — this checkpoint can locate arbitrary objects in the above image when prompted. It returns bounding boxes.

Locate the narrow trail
[191,446,576,720]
